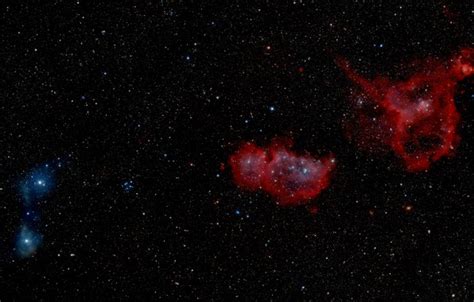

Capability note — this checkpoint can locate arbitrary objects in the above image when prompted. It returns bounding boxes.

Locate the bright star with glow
[20,165,55,205]
[16,225,42,258]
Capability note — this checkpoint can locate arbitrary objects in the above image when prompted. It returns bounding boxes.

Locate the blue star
[16,225,42,258]
[23,209,40,223]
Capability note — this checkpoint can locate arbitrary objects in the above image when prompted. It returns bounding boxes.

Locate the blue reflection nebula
[14,161,62,258]
[16,225,42,258]
[20,164,55,205]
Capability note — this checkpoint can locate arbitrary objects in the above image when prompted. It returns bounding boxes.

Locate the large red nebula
[337,48,473,172]
[229,140,335,206]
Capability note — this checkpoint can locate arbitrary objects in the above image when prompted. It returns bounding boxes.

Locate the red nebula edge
[229,139,335,206]
[337,48,474,172]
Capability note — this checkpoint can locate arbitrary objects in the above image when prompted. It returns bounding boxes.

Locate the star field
[1,1,473,300]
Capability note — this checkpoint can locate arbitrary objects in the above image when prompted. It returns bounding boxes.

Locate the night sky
[1,1,474,300]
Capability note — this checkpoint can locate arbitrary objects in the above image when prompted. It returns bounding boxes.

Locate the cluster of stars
[122,180,135,193]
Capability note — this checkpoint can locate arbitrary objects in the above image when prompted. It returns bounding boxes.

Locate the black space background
[1,1,473,300]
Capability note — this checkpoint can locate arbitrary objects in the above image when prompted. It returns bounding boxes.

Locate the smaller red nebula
[229,139,335,206]
[337,48,474,172]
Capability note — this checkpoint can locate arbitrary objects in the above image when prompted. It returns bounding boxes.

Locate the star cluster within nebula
[229,140,335,206]
[337,48,474,172]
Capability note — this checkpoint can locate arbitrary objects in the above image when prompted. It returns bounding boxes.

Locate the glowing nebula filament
[337,48,473,172]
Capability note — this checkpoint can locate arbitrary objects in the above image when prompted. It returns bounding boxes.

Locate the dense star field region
[1,1,473,300]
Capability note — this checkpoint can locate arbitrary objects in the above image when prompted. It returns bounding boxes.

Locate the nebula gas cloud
[15,160,64,258]
[229,139,335,206]
[337,48,473,172]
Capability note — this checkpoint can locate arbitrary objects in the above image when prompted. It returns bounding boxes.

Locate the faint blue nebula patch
[14,159,65,258]
[20,164,56,205]
[16,225,43,258]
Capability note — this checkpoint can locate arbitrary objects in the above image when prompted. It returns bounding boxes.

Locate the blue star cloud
[16,225,43,258]
[20,164,55,205]
[14,159,66,258]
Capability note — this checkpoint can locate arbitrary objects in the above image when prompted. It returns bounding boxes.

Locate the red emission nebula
[337,48,474,172]
[229,140,335,206]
